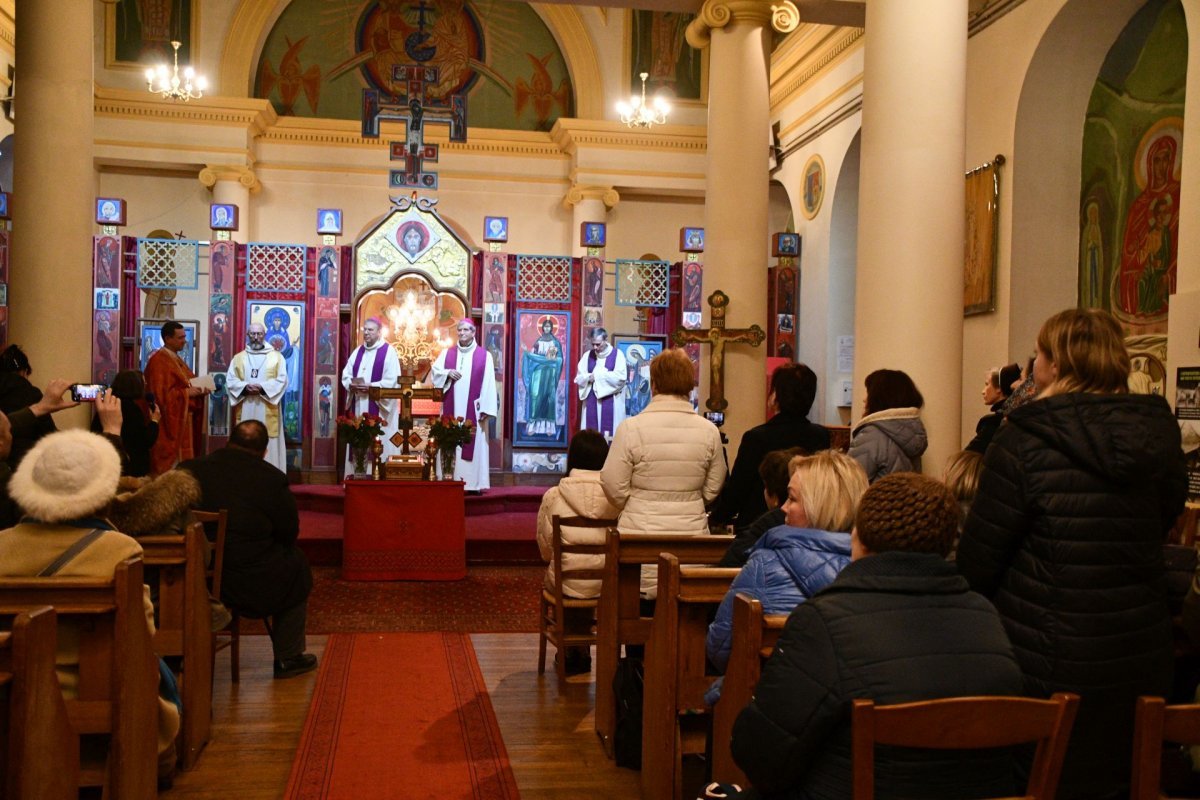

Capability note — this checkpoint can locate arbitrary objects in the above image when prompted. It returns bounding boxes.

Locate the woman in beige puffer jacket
[601,349,726,593]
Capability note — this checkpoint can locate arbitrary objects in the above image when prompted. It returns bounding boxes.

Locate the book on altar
[190,375,216,392]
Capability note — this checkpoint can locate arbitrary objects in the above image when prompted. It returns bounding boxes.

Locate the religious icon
[514,309,570,448]
[581,222,606,248]
[485,325,504,376]
[94,288,119,311]
[394,219,432,262]
[94,237,120,289]
[316,319,336,369]
[778,314,794,334]
[317,209,343,235]
[773,233,799,257]
[94,311,115,366]
[248,301,305,443]
[138,319,198,373]
[1117,125,1182,322]
[209,241,234,293]
[583,256,603,307]
[317,377,334,438]
[317,246,337,297]
[486,254,506,302]
[95,197,126,226]
[613,335,666,418]
[210,203,239,231]
[683,263,703,313]
[680,227,705,253]
[484,303,504,324]
[483,216,508,243]
[209,373,230,437]
[801,154,825,220]
[511,452,566,474]
[0,192,9,220]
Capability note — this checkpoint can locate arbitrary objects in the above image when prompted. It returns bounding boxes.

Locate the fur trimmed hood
[106,469,201,536]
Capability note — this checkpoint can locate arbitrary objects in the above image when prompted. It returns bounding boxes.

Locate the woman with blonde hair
[601,348,725,595]
[705,450,868,687]
[958,307,1186,800]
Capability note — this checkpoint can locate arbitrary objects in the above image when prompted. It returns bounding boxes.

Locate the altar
[341,480,467,581]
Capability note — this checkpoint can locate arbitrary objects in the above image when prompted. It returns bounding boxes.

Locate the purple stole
[442,344,487,461]
[350,344,389,416]
[586,347,619,435]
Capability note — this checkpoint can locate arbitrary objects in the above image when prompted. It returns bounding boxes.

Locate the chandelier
[384,291,452,371]
[145,41,206,102]
[617,72,670,129]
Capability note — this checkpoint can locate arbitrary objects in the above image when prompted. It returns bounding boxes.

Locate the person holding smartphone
[91,370,160,477]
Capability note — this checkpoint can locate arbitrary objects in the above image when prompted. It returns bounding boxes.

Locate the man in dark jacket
[731,473,1023,800]
[710,363,830,529]
[180,420,316,679]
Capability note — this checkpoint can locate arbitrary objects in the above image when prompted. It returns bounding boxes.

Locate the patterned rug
[284,633,519,799]
[305,565,543,634]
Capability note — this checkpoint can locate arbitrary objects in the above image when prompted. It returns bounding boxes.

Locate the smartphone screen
[70,383,105,402]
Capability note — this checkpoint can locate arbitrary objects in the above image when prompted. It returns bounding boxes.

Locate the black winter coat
[709,412,830,527]
[957,392,1186,799]
[179,448,311,616]
[732,552,1023,800]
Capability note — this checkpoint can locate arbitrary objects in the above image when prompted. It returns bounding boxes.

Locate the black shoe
[274,653,318,679]
[564,652,592,676]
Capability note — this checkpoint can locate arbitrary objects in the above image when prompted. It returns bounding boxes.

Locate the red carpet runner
[285,633,520,799]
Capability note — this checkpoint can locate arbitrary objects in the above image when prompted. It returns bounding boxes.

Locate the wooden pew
[0,557,159,799]
[594,530,734,758]
[641,554,738,800]
[0,606,78,799]
[140,521,214,770]
[710,593,788,787]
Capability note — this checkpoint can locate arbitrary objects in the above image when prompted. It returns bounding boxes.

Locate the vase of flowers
[337,412,385,479]
[429,415,475,480]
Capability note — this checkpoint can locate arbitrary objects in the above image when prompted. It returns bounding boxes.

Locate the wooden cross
[360,64,467,191]
[672,290,765,412]
[369,373,443,455]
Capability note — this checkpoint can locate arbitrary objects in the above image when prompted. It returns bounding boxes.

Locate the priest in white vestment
[573,327,627,440]
[226,323,289,471]
[430,319,498,491]
[340,317,401,473]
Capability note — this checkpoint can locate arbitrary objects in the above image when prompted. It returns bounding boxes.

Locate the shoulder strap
[37,528,107,577]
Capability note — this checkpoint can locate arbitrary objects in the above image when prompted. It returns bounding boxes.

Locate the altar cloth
[342,480,467,581]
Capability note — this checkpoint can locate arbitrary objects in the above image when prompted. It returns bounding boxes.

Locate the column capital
[198,164,261,194]
[562,183,620,212]
[686,0,800,49]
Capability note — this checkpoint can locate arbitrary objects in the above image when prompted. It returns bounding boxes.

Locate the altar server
[226,323,289,472]
[341,317,401,473]
[574,328,626,440]
[430,319,498,491]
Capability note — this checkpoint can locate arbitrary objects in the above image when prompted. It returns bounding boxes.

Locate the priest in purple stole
[573,328,627,440]
[340,317,401,474]
[430,319,498,491]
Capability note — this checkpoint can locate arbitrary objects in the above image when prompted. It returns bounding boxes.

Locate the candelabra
[146,41,206,102]
[617,72,670,129]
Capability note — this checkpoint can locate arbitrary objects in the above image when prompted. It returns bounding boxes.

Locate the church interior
[0,0,1196,796]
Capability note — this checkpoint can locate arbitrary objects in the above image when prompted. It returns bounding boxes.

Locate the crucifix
[672,290,765,412]
[369,367,444,479]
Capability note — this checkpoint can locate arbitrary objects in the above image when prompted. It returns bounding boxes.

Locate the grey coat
[848,407,927,482]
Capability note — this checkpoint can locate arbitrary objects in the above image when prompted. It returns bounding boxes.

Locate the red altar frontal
[342,480,467,581]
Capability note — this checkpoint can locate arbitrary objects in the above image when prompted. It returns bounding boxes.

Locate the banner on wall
[93,236,122,384]
[768,264,798,360]
[312,245,341,469]
[207,240,237,444]
[481,251,508,452]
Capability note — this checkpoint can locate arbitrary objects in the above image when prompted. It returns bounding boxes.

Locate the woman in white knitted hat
[0,427,181,778]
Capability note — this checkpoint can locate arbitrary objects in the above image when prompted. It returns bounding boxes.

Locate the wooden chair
[140,521,214,770]
[594,530,734,757]
[711,593,788,787]
[538,514,615,679]
[641,553,739,800]
[194,508,250,683]
[1130,696,1200,800]
[0,557,159,798]
[851,692,1080,800]
[0,606,78,799]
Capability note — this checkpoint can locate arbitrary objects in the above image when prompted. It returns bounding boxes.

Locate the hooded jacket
[848,407,927,482]
[958,392,1186,798]
[535,469,620,599]
[706,525,850,674]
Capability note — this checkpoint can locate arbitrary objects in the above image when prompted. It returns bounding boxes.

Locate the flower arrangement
[337,413,385,476]
[429,415,475,478]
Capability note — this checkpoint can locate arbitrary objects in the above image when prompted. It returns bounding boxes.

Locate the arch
[1009,0,1148,357]
[825,129,860,422]
[218,0,603,121]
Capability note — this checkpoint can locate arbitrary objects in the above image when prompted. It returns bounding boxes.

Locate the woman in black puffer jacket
[958,308,1186,800]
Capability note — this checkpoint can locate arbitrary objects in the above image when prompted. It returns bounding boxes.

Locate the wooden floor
[161,634,641,799]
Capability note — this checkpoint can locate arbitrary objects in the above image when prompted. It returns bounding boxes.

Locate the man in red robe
[146,321,207,475]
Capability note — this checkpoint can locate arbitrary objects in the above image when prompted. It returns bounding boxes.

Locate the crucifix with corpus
[672,290,765,412]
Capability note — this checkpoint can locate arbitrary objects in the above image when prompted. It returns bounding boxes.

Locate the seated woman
[706,450,867,696]
[535,429,619,675]
[718,447,808,569]
[848,369,927,482]
[92,369,160,477]
[729,473,1023,800]
[0,426,181,779]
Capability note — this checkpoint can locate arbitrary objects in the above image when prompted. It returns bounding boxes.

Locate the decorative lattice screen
[246,243,307,293]
[135,238,200,290]
[615,259,670,307]
[515,255,572,303]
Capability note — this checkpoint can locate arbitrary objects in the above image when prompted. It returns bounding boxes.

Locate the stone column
[563,183,619,258]
[686,0,798,452]
[11,0,93,421]
[199,165,260,238]
[853,0,967,474]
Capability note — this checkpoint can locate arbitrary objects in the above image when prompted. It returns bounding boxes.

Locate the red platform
[342,480,466,581]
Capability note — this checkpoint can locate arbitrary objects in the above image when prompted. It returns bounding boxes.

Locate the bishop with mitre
[430,319,498,491]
